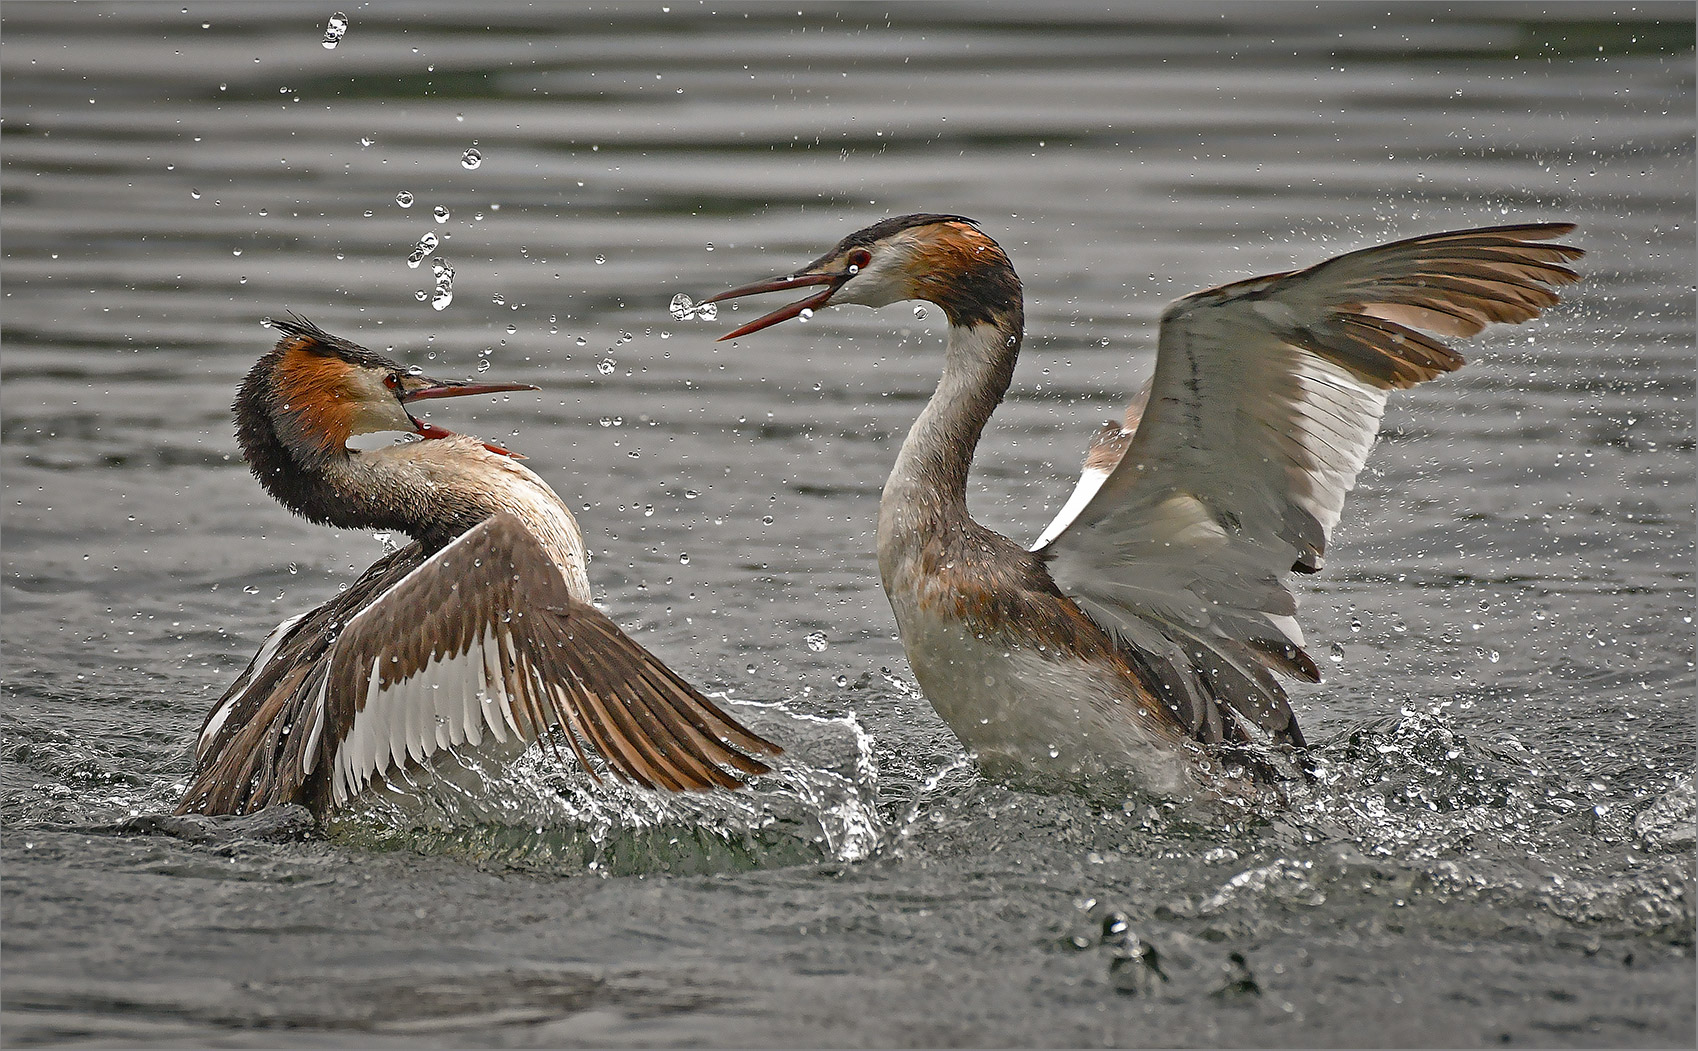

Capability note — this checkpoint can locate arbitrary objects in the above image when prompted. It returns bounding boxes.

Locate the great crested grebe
[178,316,779,817]
[706,215,1581,799]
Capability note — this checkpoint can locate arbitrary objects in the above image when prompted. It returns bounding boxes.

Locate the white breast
[885,592,1197,800]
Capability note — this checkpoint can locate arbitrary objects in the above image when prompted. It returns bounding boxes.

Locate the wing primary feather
[1042,222,1582,756]
[563,626,694,790]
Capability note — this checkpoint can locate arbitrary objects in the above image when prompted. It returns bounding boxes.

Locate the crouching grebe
[179,316,780,817]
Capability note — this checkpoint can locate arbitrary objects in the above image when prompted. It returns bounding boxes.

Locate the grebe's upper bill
[183,514,780,815]
[705,270,847,341]
[1034,223,1582,694]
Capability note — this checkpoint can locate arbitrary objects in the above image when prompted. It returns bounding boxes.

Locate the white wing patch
[329,625,548,808]
[1031,467,1112,551]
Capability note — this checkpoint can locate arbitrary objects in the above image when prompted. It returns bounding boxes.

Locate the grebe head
[706,214,1019,339]
[251,314,538,460]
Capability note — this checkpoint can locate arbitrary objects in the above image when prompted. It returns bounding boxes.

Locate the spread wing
[180,514,779,815]
[1038,224,1582,746]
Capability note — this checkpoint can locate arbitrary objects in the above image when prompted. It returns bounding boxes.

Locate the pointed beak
[398,377,540,403]
[704,271,846,341]
[398,376,539,459]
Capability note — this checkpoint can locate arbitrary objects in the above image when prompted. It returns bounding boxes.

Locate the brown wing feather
[177,545,426,815]
[322,514,779,805]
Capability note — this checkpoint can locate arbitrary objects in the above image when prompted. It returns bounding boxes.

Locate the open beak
[399,376,539,459]
[704,271,846,341]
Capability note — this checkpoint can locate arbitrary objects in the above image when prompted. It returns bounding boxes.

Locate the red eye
[383,374,400,391]
[847,248,872,272]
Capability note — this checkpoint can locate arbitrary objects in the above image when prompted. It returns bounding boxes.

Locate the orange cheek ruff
[274,345,360,453]
[911,222,1012,306]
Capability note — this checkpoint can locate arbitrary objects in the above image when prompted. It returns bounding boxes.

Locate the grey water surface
[3,3,1694,1047]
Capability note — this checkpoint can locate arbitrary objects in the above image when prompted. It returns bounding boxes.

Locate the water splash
[669,293,719,322]
[405,232,437,269]
[321,12,349,49]
[883,753,974,854]
[1635,772,1696,851]
[429,257,454,311]
[329,700,883,873]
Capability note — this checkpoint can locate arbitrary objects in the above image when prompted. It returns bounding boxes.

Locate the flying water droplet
[1328,642,1345,663]
[597,358,616,375]
[594,254,607,265]
[433,205,450,224]
[913,305,928,320]
[395,191,414,208]
[805,631,829,653]
[321,11,349,49]
[798,308,814,321]
[429,257,454,311]
[460,147,482,170]
[406,232,438,268]
[669,293,696,321]
[678,553,690,565]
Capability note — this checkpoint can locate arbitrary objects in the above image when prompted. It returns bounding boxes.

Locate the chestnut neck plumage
[236,351,510,553]
[879,270,1025,560]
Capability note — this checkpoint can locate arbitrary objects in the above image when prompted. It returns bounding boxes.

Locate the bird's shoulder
[904,523,1126,666]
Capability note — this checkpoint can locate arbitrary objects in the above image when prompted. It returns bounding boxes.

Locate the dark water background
[3,2,1694,1046]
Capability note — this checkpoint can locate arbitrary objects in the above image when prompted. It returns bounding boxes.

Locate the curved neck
[880,316,1023,535]
[236,361,491,552]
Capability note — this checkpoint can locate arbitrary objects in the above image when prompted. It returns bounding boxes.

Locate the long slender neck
[880,313,1023,545]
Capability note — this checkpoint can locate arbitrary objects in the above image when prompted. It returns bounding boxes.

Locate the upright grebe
[178,316,779,816]
[705,216,1580,798]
